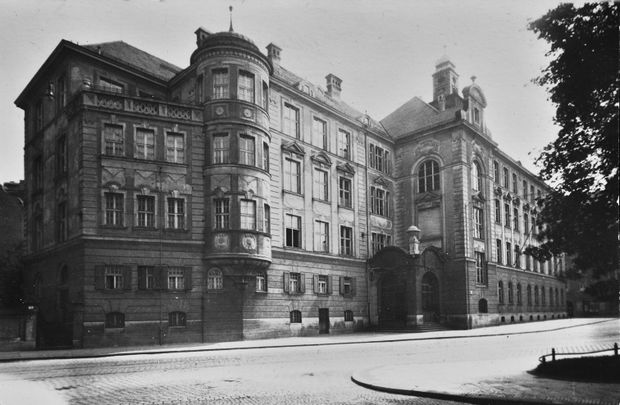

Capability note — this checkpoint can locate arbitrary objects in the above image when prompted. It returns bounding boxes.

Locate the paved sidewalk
[0,317,615,363]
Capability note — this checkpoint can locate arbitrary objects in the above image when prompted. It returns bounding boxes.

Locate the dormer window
[473,107,480,124]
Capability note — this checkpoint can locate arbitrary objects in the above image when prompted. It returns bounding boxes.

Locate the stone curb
[0,318,614,363]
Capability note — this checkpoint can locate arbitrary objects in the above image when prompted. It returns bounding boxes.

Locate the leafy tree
[526,3,619,280]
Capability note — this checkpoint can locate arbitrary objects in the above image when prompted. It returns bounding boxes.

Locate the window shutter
[351,277,357,296]
[137,267,146,290]
[94,265,105,290]
[283,272,290,293]
[123,266,132,290]
[328,276,333,295]
[184,267,192,291]
[313,274,319,294]
[299,273,305,293]
[339,276,344,295]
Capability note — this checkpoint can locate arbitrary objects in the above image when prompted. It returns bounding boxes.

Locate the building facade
[15,26,566,348]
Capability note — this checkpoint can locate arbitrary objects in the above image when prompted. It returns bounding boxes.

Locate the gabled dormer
[462,76,487,129]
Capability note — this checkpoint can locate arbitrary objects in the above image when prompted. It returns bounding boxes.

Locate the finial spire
[471,75,477,83]
[229,6,234,32]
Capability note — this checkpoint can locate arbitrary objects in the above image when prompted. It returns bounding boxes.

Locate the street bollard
[551,348,556,362]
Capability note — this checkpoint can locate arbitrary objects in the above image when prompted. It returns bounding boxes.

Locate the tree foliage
[526,3,619,279]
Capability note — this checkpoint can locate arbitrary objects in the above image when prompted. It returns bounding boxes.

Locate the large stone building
[15,25,567,348]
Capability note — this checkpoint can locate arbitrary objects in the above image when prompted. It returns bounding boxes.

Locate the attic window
[473,107,480,124]
[99,77,124,94]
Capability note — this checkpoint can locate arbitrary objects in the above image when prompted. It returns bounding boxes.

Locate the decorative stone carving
[102,167,125,186]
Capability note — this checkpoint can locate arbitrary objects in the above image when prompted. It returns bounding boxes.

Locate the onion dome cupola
[194,24,273,276]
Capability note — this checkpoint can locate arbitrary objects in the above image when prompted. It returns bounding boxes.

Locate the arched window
[418,160,440,193]
[534,286,539,305]
[478,298,488,313]
[344,310,354,322]
[555,288,560,308]
[527,284,532,306]
[498,281,504,304]
[508,281,514,304]
[168,311,186,327]
[472,161,483,192]
[516,283,522,305]
[207,268,223,290]
[105,312,125,328]
[541,286,546,306]
[290,310,302,323]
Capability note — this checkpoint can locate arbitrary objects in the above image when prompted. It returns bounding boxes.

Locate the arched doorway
[421,272,440,322]
[379,272,407,328]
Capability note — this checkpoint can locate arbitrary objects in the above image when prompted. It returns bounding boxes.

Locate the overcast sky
[0,0,568,184]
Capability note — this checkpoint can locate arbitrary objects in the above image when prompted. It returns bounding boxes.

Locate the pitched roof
[380,96,459,138]
[273,64,388,136]
[84,41,182,81]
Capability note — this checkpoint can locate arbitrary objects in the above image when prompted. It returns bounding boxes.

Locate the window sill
[206,289,225,294]
[312,198,330,204]
[255,290,268,294]
[134,226,158,231]
[338,204,353,211]
[101,225,127,230]
[283,190,303,198]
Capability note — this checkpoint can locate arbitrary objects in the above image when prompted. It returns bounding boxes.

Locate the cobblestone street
[0,319,618,404]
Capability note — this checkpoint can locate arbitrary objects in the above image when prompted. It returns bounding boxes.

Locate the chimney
[266,43,281,66]
[194,27,211,47]
[325,73,342,99]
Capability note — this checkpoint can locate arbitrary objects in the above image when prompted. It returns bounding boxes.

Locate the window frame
[103,124,124,157]
[240,199,256,230]
[312,117,328,150]
[136,194,156,228]
[237,70,255,103]
[418,160,440,193]
[239,134,256,166]
[166,132,185,164]
[104,192,124,227]
[167,197,185,230]
[338,176,352,208]
[105,312,125,329]
[207,268,223,290]
[167,267,185,290]
[168,311,187,328]
[314,220,329,252]
[213,133,230,164]
[340,225,353,256]
[134,127,155,160]
[283,103,300,138]
[214,198,230,230]
[212,68,229,99]
[313,168,329,201]
[283,157,302,194]
[475,251,487,285]
[337,129,351,160]
[285,214,302,248]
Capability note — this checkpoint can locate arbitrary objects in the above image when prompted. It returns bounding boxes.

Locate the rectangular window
[136,195,155,228]
[340,276,354,296]
[285,214,301,248]
[289,272,302,293]
[313,168,329,201]
[339,177,352,208]
[494,199,501,224]
[239,135,255,166]
[213,134,229,164]
[370,186,389,216]
[312,117,327,150]
[104,192,124,226]
[212,69,229,99]
[99,77,124,93]
[135,128,155,160]
[166,132,185,163]
[283,158,301,194]
[169,311,186,327]
[503,167,509,188]
[167,198,185,229]
[340,225,353,256]
[104,124,124,156]
[196,75,203,103]
[256,272,267,292]
[512,173,518,194]
[493,161,500,183]
[105,266,123,289]
[138,266,156,290]
[214,198,230,229]
[370,144,390,173]
[56,136,67,175]
[238,71,255,102]
[167,267,185,290]
[317,275,328,294]
[513,208,519,231]
[263,142,269,172]
[314,220,329,252]
[506,242,512,267]
[264,204,271,233]
[515,245,521,268]
[473,207,484,239]
[504,203,511,228]
[338,129,351,159]
[524,213,529,234]
[372,232,392,255]
[283,103,300,138]
[262,82,268,110]
[240,200,256,230]
[530,185,535,202]
[523,180,528,199]
[496,239,503,264]
[475,251,487,285]
[57,202,67,242]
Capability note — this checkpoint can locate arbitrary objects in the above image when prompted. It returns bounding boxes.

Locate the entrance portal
[379,274,407,328]
[318,308,330,334]
[421,272,439,322]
